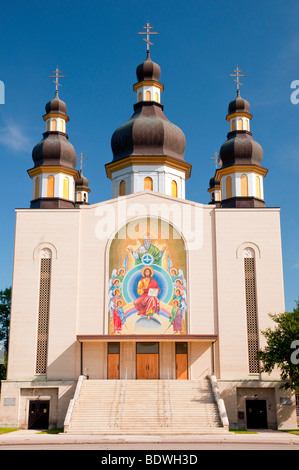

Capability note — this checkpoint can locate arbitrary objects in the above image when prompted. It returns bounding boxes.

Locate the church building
[0,25,297,433]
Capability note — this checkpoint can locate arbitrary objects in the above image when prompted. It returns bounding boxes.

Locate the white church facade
[0,37,297,433]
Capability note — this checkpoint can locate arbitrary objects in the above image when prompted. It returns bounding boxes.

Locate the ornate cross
[230,66,246,93]
[78,152,87,173]
[211,151,220,169]
[138,21,159,56]
[49,66,65,96]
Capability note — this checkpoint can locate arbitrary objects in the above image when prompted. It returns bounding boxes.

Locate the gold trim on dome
[105,155,192,179]
[28,166,80,180]
[43,113,69,122]
[215,165,268,180]
[226,112,252,121]
[133,80,164,92]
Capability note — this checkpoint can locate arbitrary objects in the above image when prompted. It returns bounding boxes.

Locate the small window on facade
[231,119,236,131]
[138,92,142,102]
[63,177,69,199]
[226,176,232,199]
[256,176,261,199]
[52,120,57,131]
[59,120,64,132]
[155,92,159,102]
[171,180,178,197]
[144,177,153,191]
[146,91,151,101]
[238,118,243,130]
[34,177,40,199]
[241,174,248,197]
[47,175,55,198]
[119,180,126,196]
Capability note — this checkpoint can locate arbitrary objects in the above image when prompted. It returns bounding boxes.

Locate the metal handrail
[167,369,173,424]
[119,368,127,426]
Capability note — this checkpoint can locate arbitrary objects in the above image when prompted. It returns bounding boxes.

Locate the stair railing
[64,375,87,432]
[119,368,127,427]
[167,369,173,424]
[209,375,229,431]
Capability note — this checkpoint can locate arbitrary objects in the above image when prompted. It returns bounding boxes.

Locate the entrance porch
[76,334,218,381]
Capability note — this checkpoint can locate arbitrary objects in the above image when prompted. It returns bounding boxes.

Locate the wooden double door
[136,342,159,379]
[107,342,188,380]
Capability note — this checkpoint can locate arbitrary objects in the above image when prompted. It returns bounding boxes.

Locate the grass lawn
[37,428,64,434]
[0,428,20,434]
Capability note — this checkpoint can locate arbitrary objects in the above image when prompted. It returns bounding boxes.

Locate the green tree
[0,287,11,383]
[257,300,299,392]
[0,287,11,352]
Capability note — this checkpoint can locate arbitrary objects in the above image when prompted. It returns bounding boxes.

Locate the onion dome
[136,54,161,82]
[45,94,68,116]
[219,91,263,168]
[111,102,186,162]
[76,172,89,190]
[111,54,186,162]
[228,92,250,115]
[209,176,220,189]
[32,95,77,170]
[219,132,263,167]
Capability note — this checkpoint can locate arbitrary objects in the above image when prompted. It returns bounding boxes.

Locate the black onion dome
[45,94,68,116]
[76,172,89,188]
[136,55,161,82]
[111,101,186,162]
[228,93,250,115]
[220,132,263,167]
[209,176,220,188]
[32,133,77,169]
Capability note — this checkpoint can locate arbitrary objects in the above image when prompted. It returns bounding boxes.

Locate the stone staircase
[64,378,228,435]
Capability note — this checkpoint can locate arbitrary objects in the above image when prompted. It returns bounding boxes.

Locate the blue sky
[0,0,298,312]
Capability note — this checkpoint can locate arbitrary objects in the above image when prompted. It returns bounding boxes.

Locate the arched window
[155,92,159,102]
[59,120,64,132]
[171,180,178,197]
[138,92,142,102]
[240,174,248,197]
[231,119,236,131]
[36,248,52,375]
[34,177,40,199]
[226,176,232,199]
[77,192,82,202]
[83,193,87,202]
[144,177,153,191]
[146,91,151,101]
[52,120,57,131]
[47,175,54,198]
[245,119,249,131]
[256,176,261,199]
[119,180,126,196]
[243,248,260,374]
[63,177,69,199]
[238,118,243,130]
[46,121,50,132]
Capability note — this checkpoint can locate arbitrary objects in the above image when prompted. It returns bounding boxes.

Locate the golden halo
[141,265,154,277]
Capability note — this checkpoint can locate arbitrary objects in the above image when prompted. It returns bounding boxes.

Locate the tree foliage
[257,300,299,391]
[0,287,11,352]
[0,287,11,383]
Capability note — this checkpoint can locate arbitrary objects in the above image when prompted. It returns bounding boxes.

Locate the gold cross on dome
[78,152,87,173]
[49,66,65,96]
[138,21,159,55]
[211,151,220,169]
[230,65,246,93]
